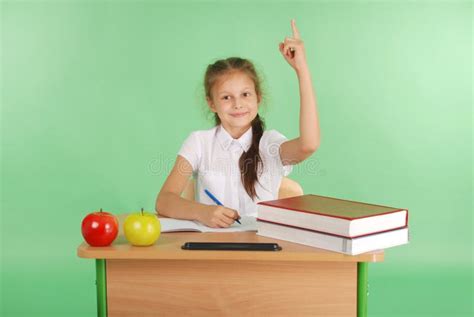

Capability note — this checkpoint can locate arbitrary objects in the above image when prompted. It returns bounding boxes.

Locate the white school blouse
[178,124,293,217]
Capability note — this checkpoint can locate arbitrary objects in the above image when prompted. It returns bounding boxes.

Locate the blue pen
[204,189,241,224]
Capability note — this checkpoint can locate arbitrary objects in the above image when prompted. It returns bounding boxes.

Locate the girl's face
[207,71,260,133]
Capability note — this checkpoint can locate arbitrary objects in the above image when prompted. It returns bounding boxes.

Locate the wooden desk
[77,231,383,317]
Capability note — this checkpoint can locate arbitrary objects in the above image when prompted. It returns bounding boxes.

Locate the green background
[1,0,472,316]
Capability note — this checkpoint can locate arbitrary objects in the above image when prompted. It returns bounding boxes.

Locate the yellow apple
[124,208,161,246]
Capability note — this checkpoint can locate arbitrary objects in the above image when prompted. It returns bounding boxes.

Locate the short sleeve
[177,131,201,173]
[259,129,293,177]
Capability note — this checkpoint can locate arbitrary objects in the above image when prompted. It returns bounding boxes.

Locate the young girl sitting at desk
[156,19,320,228]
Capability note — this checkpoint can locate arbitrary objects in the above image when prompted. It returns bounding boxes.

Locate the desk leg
[357,262,368,317]
[96,259,108,317]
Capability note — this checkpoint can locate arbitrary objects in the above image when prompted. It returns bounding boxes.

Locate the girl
[156,19,320,228]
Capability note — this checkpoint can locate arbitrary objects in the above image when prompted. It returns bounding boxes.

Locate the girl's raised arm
[278,19,320,165]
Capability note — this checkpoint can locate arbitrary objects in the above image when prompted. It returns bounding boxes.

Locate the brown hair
[204,57,265,200]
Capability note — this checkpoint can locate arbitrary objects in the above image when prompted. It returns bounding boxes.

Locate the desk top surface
[77,231,384,262]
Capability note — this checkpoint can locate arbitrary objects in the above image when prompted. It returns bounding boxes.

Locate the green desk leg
[96,259,108,317]
[357,262,368,317]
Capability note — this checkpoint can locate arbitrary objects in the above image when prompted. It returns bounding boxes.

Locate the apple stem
[141,208,144,216]
[100,208,103,213]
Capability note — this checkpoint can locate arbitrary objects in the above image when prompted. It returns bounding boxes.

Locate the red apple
[81,208,118,246]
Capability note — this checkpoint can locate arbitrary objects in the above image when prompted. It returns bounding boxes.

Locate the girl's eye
[222,93,250,100]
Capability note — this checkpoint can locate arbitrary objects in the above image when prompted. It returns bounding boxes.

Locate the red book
[257,194,408,238]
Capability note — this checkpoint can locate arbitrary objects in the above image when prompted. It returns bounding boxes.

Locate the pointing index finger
[291,19,300,39]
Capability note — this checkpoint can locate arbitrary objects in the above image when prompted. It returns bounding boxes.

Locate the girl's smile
[230,111,249,117]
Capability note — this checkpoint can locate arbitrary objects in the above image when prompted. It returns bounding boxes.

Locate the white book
[159,216,257,233]
[257,220,409,255]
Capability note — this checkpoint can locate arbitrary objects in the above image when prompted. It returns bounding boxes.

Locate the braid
[239,114,265,200]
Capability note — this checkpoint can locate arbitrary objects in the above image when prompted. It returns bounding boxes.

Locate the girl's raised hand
[279,19,308,73]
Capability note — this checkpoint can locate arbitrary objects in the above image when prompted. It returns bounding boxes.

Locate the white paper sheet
[159,216,257,233]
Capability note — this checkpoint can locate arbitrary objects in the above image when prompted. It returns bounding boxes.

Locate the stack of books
[256,194,409,255]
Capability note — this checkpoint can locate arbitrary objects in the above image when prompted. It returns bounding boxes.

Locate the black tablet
[181,242,282,251]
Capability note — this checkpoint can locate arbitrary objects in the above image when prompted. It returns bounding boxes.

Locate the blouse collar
[216,124,253,152]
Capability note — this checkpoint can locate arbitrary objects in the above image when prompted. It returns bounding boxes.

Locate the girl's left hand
[279,19,308,73]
